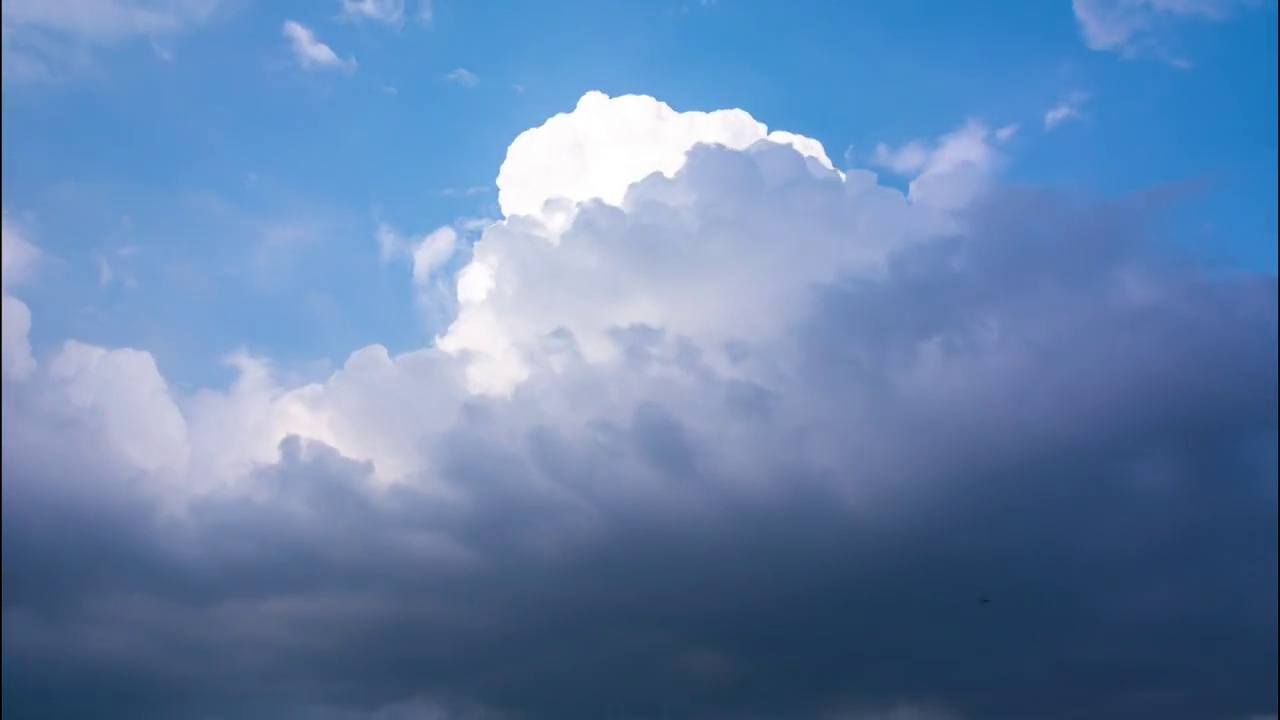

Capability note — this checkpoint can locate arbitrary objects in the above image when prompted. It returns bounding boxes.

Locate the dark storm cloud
[2,177,1277,720]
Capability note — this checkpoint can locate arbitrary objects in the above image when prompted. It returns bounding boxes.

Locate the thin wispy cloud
[340,0,405,25]
[1,0,228,81]
[1071,0,1264,65]
[445,67,479,86]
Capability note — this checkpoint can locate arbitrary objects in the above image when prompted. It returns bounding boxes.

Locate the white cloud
[49,340,191,476]
[906,121,1001,211]
[0,294,35,382]
[1044,91,1090,130]
[494,90,834,222]
[282,20,356,73]
[376,221,464,324]
[445,92,863,394]
[870,123,1003,211]
[1,212,39,290]
[376,222,459,284]
[1071,0,1261,64]
[418,0,434,24]
[410,226,459,285]
[1,0,225,80]
[871,140,931,175]
[1,212,39,381]
[340,0,405,24]
[995,123,1020,142]
[445,68,479,86]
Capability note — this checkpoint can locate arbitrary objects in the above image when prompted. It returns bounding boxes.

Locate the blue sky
[2,0,1276,387]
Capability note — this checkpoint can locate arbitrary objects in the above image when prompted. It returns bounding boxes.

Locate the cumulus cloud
[1,0,226,80]
[1072,0,1265,64]
[2,92,1277,720]
[1044,91,1090,130]
[283,20,356,73]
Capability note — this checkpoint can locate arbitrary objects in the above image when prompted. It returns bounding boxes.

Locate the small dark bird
[978,594,991,605]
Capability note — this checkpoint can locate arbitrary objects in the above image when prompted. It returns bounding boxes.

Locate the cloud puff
[868,122,1002,212]
[283,20,356,73]
[0,0,226,80]
[377,221,462,316]
[871,140,932,175]
[2,92,1277,720]
[1072,0,1264,64]
[1044,91,1090,130]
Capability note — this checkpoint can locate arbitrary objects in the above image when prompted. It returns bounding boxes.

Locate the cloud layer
[2,92,1277,720]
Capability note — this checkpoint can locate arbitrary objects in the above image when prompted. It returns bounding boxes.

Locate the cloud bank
[2,92,1277,720]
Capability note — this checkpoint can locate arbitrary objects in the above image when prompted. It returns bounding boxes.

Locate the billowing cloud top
[495,91,836,220]
[2,91,1277,720]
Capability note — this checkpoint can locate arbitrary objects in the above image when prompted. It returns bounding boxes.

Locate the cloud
[1,212,39,290]
[905,121,1001,211]
[440,186,491,197]
[1,212,39,381]
[377,221,464,319]
[419,0,434,24]
[1071,0,1264,64]
[1044,91,1090,130]
[994,123,1020,142]
[340,0,405,25]
[445,67,479,86]
[0,0,226,81]
[376,221,459,282]
[282,20,356,73]
[493,91,834,223]
[871,140,932,175]
[2,92,1277,720]
[868,123,1002,212]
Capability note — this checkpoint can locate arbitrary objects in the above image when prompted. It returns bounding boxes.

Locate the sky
[1,1,1277,719]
